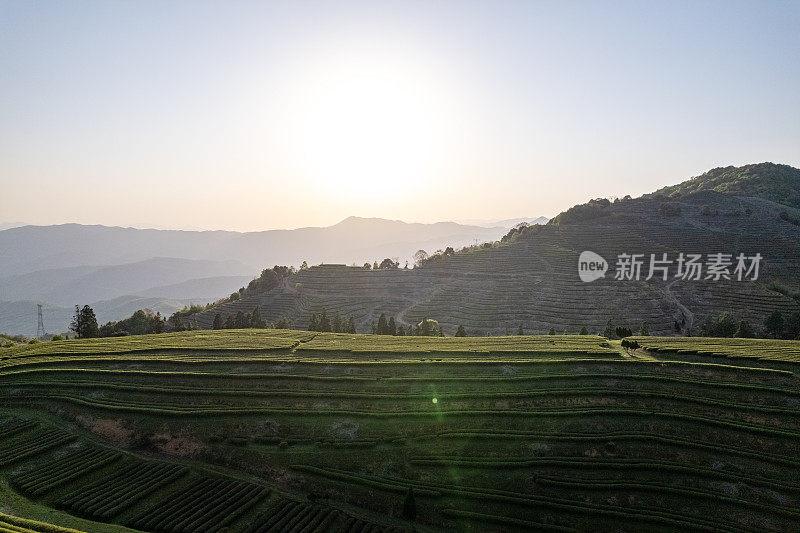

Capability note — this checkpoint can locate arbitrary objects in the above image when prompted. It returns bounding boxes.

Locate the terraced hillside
[189,164,800,336]
[1,330,798,532]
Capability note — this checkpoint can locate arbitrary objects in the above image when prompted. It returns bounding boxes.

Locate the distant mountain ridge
[0,217,514,334]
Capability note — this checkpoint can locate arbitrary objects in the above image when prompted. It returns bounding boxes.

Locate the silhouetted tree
[379,258,399,269]
[223,315,235,329]
[579,326,589,335]
[786,311,800,340]
[212,314,222,330]
[455,325,466,337]
[388,317,397,336]
[377,314,388,335]
[615,326,632,338]
[764,310,785,338]
[347,316,356,334]
[517,325,524,335]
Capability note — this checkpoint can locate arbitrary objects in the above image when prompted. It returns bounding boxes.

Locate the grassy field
[0,330,798,532]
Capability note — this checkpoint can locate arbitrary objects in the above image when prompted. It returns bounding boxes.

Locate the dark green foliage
[70,305,99,339]
[402,486,416,521]
[455,325,467,337]
[639,322,649,336]
[549,327,556,335]
[549,197,611,225]
[317,311,331,332]
[212,314,222,330]
[621,338,640,350]
[615,327,632,338]
[250,307,266,328]
[786,311,800,339]
[223,315,235,329]
[100,309,166,337]
[275,317,292,329]
[579,326,589,335]
[602,320,615,339]
[647,163,800,208]
[764,311,785,339]
[517,325,524,335]
[377,314,388,335]
[307,311,354,333]
[234,311,247,329]
[699,314,739,337]
[734,320,755,338]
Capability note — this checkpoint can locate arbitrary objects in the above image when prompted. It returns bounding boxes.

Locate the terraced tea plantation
[0,330,798,532]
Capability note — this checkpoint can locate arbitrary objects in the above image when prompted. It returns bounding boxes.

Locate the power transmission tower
[37,304,47,338]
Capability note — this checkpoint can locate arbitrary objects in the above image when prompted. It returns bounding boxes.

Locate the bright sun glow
[285,53,450,200]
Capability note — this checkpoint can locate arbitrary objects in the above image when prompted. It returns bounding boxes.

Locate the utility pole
[37,304,47,338]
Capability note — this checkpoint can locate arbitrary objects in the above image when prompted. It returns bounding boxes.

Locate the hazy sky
[1,1,799,231]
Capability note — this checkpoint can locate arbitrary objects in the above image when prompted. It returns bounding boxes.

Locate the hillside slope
[0,331,797,532]
[191,164,800,336]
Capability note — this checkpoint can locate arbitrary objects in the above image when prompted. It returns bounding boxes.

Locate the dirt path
[664,279,694,331]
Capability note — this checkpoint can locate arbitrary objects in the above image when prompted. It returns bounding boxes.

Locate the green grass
[629,336,800,363]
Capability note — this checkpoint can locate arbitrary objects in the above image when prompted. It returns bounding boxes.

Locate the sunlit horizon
[1,1,798,232]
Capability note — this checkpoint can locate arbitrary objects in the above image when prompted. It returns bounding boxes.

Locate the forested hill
[188,164,800,337]
[646,162,800,208]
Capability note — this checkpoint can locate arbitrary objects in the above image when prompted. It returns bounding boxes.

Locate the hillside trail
[290,333,318,353]
[663,279,694,332]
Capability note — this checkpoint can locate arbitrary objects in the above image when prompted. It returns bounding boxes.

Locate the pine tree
[308,314,319,331]
[79,305,99,338]
[579,326,589,335]
[250,307,266,328]
[377,314,388,335]
[235,311,248,329]
[517,325,524,335]
[347,316,356,334]
[602,319,616,339]
[224,315,235,329]
[455,325,466,337]
[212,313,222,330]
[388,317,397,336]
[318,311,331,332]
